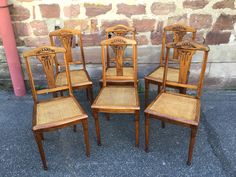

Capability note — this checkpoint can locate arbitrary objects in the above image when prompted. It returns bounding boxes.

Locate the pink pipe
[0,0,26,96]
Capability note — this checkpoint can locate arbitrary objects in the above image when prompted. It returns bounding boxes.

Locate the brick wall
[0,0,236,89]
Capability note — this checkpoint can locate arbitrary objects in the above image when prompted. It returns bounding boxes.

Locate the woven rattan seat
[56,70,92,87]
[147,66,179,82]
[35,97,86,129]
[148,92,199,124]
[92,86,139,110]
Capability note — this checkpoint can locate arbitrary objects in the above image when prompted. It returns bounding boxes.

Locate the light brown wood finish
[144,24,197,107]
[49,28,93,104]
[99,24,137,87]
[23,46,90,170]
[92,36,140,147]
[144,41,209,165]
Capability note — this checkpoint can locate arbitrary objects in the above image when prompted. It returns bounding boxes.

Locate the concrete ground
[0,87,235,177]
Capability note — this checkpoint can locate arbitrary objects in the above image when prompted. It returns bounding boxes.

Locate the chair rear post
[160,31,167,66]
[133,44,138,88]
[24,56,38,103]
[162,47,170,92]
[78,33,86,70]
[197,50,209,98]
[101,45,107,87]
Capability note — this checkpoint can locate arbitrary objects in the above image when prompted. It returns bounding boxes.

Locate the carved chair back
[105,25,136,68]
[160,24,197,66]
[101,36,138,87]
[23,46,73,103]
[163,41,210,98]
[49,28,86,69]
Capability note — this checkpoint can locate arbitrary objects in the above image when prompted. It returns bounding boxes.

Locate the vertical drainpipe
[0,0,26,96]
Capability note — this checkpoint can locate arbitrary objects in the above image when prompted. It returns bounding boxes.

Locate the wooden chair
[91,36,140,147]
[49,28,93,104]
[99,24,137,87]
[144,41,210,165]
[23,46,90,170]
[144,24,197,107]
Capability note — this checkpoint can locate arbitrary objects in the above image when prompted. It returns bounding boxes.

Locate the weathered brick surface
[101,20,129,31]
[10,5,30,21]
[39,4,60,18]
[24,37,49,47]
[151,2,176,15]
[213,14,236,31]
[1,0,236,89]
[213,0,235,9]
[63,4,80,18]
[13,23,30,37]
[183,0,209,9]
[168,14,188,25]
[85,3,112,17]
[206,32,231,45]
[133,19,156,32]
[117,4,146,17]
[82,33,102,47]
[30,20,48,36]
[190,14,212,29]
[64,20,89,31]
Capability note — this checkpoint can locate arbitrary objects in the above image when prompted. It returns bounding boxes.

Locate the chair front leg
[187,127,198,165]
[34,132,47,170]
[88,86,94,104]
[73,125,77,132]
[144,79,149,107]
[82,119,90,157]
[135,110,140,147]
[145,113,150,152]
[93,110,101,146]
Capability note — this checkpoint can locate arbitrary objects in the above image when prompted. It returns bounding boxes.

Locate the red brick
[24,37,50,47]
[183,0,209,9]
[117,4,146,17]
[101,20,129,31]
[63,4,80,18]
[213,14,236,31]
[213,0,235,9]
[30,20,48,36]
[205,32,231,45]
[190,14,212,29]
[39,4,60,18]
[151,2,176,15]
[82,33,102,47]
[64,20,89,31]
[151,32,162,45]
[85,3,112,17]
[10,5,30,21]
[136,35,149,45]
[13,23,30,37]
[133,19,156,32]
[168,14,188,25]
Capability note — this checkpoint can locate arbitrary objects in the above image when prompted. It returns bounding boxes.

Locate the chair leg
[145,113,150,152]
[180,88,187,94]
[73,125,77,132]
[158,84,166,129]
[135,111,140,147]
[161,121,165,129]
[60,91,64,97]
[187,127,198,165]
[93,110,101,146]
[144,79,149,108]
[40,132,44,140]
[86,88,89,102]
[105,113,110,121]
[88,86,94,104]
[82,119,90,157]
[34,132,47,170]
